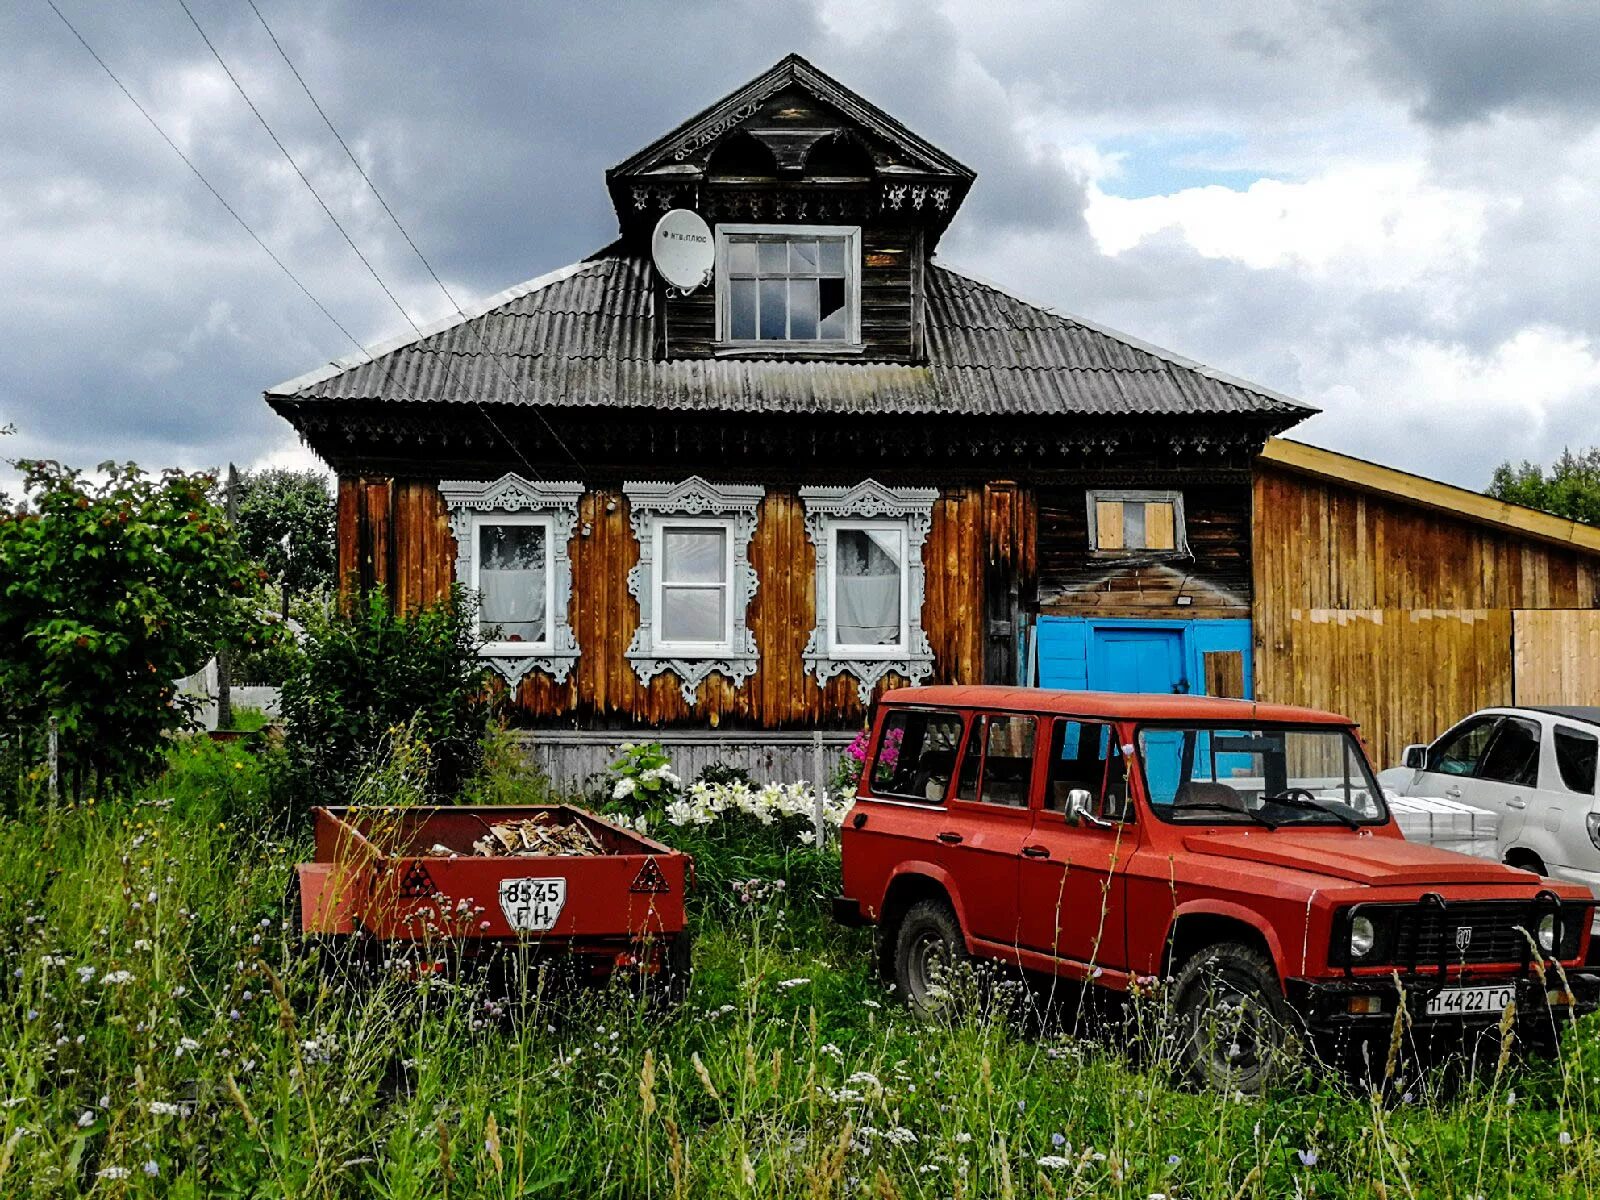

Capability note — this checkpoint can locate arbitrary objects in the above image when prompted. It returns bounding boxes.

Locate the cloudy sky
[4,0,1599,489]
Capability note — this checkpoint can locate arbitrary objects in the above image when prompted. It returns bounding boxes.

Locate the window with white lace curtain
[471,514,554,654]
[828,522,909,656]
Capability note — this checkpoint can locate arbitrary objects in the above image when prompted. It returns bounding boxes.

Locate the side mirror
[1401,744,1428,771]
[1066,788,1111,829]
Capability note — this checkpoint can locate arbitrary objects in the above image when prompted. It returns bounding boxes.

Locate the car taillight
[1587,812,1600,853]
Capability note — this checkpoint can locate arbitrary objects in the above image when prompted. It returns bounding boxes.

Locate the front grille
[1392,902,1539,967]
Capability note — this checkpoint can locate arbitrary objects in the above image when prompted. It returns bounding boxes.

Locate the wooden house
[266,54,1312,777]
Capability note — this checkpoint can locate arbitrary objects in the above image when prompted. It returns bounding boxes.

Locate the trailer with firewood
[288,805,692,1001]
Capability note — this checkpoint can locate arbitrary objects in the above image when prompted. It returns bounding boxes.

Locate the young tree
[0,460,273,791]
[233,468,336,616]
[1488,447,1600,527]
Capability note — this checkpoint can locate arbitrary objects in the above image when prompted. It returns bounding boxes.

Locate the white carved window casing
[716,224,861,347]
[439,475,583,686]
[624,477,764,703]
[800,480,937,703]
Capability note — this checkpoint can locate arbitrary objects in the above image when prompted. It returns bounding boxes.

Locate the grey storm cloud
[2,0,1599,490]
[1336,1,1600,126]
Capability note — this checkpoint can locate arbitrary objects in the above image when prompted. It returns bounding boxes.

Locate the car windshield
[1137,725,1388,827]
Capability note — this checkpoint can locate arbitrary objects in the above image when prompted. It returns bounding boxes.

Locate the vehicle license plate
[1425,984,1516,1017]
[497,877,568,932]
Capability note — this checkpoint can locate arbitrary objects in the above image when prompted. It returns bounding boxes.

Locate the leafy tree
[233,468,336,616]
[278,588,491,806]
[0,460,274,791]
[1488,447,1600,527]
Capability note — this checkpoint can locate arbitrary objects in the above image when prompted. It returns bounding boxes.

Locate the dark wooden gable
[607,55,974,365]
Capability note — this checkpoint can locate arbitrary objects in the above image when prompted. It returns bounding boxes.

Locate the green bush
[278,588,491,807]
[0,460,275,794]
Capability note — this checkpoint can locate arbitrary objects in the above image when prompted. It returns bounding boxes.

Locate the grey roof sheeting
[267,254,1314,421]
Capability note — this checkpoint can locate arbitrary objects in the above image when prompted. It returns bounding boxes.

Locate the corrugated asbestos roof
[267,254,1313,420]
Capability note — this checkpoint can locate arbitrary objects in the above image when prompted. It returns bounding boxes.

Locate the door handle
[1444,785,1462,799]
[937,831,963,845]
[1507,797,1526,809]
[1022,844,1050,859]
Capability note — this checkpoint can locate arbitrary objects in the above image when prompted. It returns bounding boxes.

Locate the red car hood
[1181,829,1516,886]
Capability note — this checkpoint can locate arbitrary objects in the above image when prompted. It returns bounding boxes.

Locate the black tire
[891,898,970,1018]
[1170,942,1303,1094]
[649,932,693,1010]
[1505,850,1547,877]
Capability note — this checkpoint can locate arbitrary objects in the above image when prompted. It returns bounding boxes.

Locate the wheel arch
[876,865,969,973]
[1161,901,1286,983]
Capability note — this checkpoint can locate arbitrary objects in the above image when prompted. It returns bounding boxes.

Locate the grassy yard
[1,739,1597,1197]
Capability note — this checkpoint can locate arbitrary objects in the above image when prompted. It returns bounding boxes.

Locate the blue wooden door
[1092,628,1186,694]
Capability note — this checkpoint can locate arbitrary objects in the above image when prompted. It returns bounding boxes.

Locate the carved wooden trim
[622,476,765,704]
[799,480,937,703]
[439,474,583,684]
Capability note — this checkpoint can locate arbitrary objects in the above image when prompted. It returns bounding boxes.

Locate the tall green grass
[0,740,1596,1196]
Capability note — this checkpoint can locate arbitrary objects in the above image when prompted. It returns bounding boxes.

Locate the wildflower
[133,939,151,951]
[1037,1155,1072,1169]
[148,1101,184,1117]
[1051,1133,1067,1149]
[1167,1154,1181,1166]
[176,1037,201,1055]
[797,829,817,846]
[102,970,134,985]
[75,966,96,984]
[142,1161,160,1177]
[884,1127,918,1146]
[1296,1149,1318,1167]
[1560,1131,1573,1146]
[97,1166,130,1180]
[953,1132,974,1144]
[777,978,810,990]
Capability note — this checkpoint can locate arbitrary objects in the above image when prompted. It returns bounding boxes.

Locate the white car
[1382,706,1600,900]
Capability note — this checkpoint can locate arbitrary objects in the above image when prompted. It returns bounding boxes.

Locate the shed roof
[266,253,1314,423]
[1260,439,1600,556]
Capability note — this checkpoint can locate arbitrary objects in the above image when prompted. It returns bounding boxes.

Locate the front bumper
[1288,970,1600,1036]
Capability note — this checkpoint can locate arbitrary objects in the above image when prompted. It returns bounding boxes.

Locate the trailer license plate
[1425,984,1516,1017]
[498,878,568,932]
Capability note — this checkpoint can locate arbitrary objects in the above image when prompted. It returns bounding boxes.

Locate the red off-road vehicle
[835,687,1599,1090]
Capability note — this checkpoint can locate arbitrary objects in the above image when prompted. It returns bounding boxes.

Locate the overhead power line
[42,0,371,359]
[239,0,586,475]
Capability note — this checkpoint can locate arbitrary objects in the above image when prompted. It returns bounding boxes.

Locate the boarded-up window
[1087,491,1186,555]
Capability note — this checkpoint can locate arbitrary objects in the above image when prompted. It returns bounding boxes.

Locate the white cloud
[1085,164,1494,290]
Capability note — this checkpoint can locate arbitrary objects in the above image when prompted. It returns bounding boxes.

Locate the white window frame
[714,223,862,349]
[469,511,557,657]
[650,516,737,658]
[800,480,936,704]
[1085,488,1190,557]
[623,476,765,704]
[440,474,583,687]
[826,520,910,660]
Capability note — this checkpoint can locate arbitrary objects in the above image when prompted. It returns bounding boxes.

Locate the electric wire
[239,0,587,476]
[42,0,372,360]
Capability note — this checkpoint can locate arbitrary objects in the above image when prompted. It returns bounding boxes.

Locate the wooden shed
[1253,438,1600,767]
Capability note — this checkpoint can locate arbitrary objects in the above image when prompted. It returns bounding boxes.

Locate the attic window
[716,224,859,346]
[1087,490,1189,557]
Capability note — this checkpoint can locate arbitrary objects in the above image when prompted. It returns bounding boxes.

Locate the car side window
[869,708,964,803]
[1553,725,1599,795]
[1477,717,1541,788]
[954,714,1036,807]
[1044,719,1130,820]
[1426,717,1500,776]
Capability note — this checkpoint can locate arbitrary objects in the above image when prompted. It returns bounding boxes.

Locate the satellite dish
[651,209,714,290]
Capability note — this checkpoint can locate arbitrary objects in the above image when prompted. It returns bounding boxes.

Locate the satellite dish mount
[651,209,715,295]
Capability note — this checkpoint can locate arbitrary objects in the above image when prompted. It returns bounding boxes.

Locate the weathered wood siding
[337,476,1005,728]
[1253,463,1600,767]
[1512,610,1600,706]
[1038,482,1252,616]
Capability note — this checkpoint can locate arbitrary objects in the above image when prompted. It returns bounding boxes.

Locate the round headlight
[1350,915,1377,959]
[1537,913,1558,954]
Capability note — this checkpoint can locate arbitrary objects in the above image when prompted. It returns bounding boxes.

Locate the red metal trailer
[290,805,692,999]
